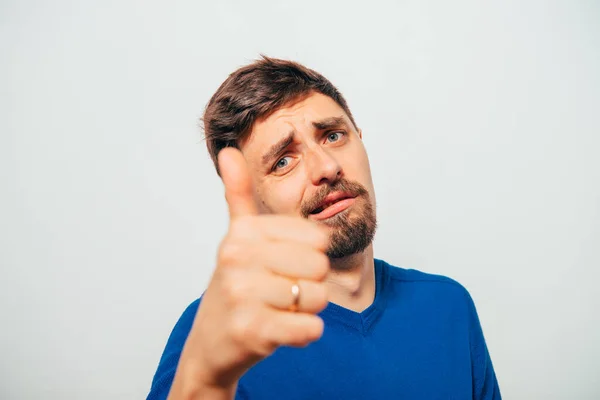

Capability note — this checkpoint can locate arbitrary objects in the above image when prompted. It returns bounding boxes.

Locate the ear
[357,128,363,139]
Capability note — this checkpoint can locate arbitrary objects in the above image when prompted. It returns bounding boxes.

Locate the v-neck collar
[319,259,390,335]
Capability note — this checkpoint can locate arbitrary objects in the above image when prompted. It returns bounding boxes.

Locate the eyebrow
[262,131,295,166]
[312,116,348,130]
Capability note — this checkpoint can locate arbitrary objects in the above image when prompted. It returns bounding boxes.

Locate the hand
[172,147,330,396]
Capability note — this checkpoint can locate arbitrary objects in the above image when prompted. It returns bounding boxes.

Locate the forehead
[241,92,351,150]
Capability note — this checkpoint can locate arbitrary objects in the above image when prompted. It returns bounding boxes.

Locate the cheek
[346,145,377,201]
[347,144,373,181]
[259,176,306,215]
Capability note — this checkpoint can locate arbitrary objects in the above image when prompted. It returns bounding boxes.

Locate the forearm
[167,360,237,400]
[168,381,236,400]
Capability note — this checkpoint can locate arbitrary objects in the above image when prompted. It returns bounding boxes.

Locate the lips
[309,191,357,220]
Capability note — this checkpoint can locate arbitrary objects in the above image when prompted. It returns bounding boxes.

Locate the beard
[300,179,377,260]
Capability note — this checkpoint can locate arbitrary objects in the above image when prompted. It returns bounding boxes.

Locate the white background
[1,1,599,399]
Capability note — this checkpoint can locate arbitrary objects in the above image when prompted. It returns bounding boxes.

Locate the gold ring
[290,283,300,312]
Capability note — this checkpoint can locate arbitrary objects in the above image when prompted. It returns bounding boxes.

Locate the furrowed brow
[261,131,295,166]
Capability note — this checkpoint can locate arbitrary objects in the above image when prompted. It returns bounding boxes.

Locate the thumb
[218,147,258,219]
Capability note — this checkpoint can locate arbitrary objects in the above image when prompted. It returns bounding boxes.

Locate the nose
[305,146,342,186]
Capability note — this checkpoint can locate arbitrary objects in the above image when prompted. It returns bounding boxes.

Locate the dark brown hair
[202,55,358,174]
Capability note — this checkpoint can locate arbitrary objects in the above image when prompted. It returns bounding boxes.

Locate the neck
[326,244,375,312]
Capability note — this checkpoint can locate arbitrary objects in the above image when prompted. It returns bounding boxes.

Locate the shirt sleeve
[146,299,201,400]
[147,296,256,400]
[465,291,502,400]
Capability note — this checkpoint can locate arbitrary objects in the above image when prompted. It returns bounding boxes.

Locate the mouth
[309,192,357,220]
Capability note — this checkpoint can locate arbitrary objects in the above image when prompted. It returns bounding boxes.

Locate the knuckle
[255,338,277,357]
[222,276,250,304]
[230,311,254,345]
[218,240,242,265]
[254,322,277,355]
[240,314,276,357]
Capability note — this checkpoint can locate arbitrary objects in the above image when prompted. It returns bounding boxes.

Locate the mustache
[300,179,369,218]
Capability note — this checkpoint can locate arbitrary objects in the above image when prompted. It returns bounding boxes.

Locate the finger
[258,242,330,281]
[256,309,325,349]
[219,147,258,219]
[259,275,328,314]
[235,215,329,251]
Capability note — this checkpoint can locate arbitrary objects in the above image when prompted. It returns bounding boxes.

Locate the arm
[147,148,329,399]
[146,299,239,400]
[465,292,502,400]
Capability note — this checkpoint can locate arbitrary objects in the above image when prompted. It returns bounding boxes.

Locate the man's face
[240,92,377,260]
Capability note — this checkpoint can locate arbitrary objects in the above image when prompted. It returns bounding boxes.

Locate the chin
[325,212,376,259]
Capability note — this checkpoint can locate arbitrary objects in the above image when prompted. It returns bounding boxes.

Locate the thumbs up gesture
[169,148,330,398]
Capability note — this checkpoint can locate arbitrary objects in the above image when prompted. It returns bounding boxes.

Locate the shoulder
[380,258,467,290]
[377,258,475,307]
[148,298,202,398]
[160,297,203,357]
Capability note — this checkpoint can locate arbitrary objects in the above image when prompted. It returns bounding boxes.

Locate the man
[147,56,501,399]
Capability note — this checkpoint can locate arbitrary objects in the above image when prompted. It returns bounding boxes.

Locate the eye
[274,156,291,170]
[325,131,344,143]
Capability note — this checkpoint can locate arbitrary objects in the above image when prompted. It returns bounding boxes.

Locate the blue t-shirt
[148,259,501,399]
